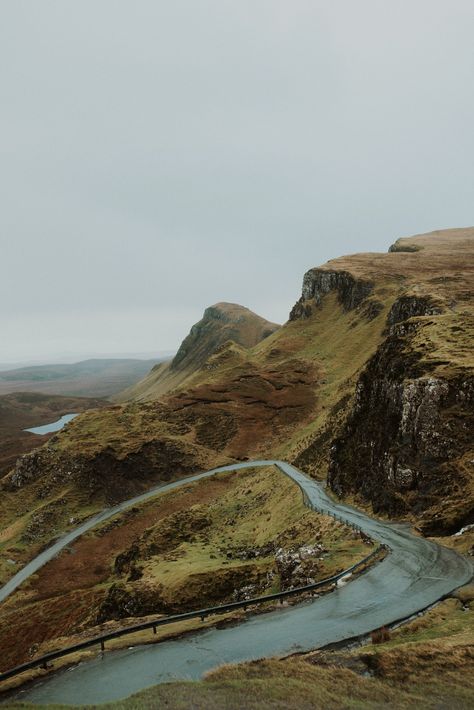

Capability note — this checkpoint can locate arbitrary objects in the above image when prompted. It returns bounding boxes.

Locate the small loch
[24,413,79,435]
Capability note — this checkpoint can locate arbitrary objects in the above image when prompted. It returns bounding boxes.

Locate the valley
[0,228,473,708]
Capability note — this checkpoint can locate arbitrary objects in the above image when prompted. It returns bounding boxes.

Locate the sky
[1,1,473,364]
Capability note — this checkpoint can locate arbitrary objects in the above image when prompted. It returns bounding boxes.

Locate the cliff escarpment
[289,269,375,320]
[291,229,474,534]
[328,314,474,534]
[1,228,472,583]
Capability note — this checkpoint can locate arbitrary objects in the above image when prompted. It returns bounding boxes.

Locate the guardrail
[0,544,385,683]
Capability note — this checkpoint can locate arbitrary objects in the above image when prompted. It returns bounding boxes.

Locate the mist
[1,1,473,361]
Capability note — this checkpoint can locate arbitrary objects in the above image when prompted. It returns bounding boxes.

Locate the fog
[1,1,473,362]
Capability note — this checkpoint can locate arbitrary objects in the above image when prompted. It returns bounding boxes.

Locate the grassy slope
[115,303,280,402]
[0,466,367,683]
[1,229,472,592]
[0,392,107,479]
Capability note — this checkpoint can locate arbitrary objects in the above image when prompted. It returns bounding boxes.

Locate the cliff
[292,228,474,534]
[170,302,279,373]
[289,269,375,320]
[1,228,473,574]
[328,312,474,533]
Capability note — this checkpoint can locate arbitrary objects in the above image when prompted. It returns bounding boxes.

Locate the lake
[24,413,79,435]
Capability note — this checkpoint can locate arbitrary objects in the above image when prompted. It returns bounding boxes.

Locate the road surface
[3,460,472,705]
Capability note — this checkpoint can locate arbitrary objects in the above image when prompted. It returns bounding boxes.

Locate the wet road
[3,461,473,705]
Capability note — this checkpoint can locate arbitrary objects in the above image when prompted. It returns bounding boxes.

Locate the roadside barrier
[0,544,385,683]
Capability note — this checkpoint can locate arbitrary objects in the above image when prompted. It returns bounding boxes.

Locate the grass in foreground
[3,657,473,710]
[0,465,367,689]
[4,592,474,709]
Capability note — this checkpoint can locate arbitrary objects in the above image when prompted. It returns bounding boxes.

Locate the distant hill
[1,228,473,692]
[0,359,164,398]
[115,303,280,401]
[24,228,473,536]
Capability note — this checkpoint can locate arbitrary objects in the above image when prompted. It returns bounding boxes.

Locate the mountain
[293,227,474,534]
[0,358,163,399]
[0,227,473,692]
[3,229,472,538]
[115,303,280,402]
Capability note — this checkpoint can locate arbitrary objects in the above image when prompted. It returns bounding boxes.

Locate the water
[24,413,78,435]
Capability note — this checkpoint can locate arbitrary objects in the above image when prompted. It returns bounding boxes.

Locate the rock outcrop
[172,303,279,371]
[289,269,373,320]
[328,318,474,533]
[386,294,443,330]
[5,436,212,504]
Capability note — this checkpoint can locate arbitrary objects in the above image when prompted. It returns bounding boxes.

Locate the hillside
[2,229,474,531]
[2,229,472,541]
[0,466,366,676]
[0,227,473,703]
[0,358,162,399]
[0,392,106,479]
[116,302,280,401]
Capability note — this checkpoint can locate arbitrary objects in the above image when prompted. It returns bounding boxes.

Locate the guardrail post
[100,640,105,652]
[153,625,157,634]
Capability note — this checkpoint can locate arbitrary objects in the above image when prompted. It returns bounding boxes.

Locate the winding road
[3,460,473,705]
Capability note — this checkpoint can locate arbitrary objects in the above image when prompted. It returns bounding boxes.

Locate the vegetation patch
[0,466,367,675]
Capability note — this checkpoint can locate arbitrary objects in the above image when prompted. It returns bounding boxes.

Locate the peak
[209,302,250,312]
[171,304,279,372]
[203,303,251,320]
[115,303,280,402]
[203,303,278,327]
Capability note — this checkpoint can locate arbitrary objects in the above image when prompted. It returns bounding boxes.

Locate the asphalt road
[3,460,473,705]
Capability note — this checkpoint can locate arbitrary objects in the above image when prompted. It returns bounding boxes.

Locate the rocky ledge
[386,294,443,330]
[289,269,374,320]
[327,325,474,533]
[3,437,209,504]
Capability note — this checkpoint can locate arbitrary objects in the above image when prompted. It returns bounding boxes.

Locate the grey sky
[1,1,473,363]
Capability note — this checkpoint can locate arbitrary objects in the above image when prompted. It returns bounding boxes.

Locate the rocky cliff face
[289,269,374,320]
[327,307,474,534]
[171,302,279,371]
[291,230,474,535]
[5,433,215,504]
[386,294,443,329]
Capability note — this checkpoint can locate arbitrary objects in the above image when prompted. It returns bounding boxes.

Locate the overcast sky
[1,1,473,363]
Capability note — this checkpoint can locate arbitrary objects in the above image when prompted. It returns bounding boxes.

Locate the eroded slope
[116,302,280,401]
[0,466,365,674]
[1,228,472,578]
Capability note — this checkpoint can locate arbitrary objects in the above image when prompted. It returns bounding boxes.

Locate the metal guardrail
[0,545,385,683]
